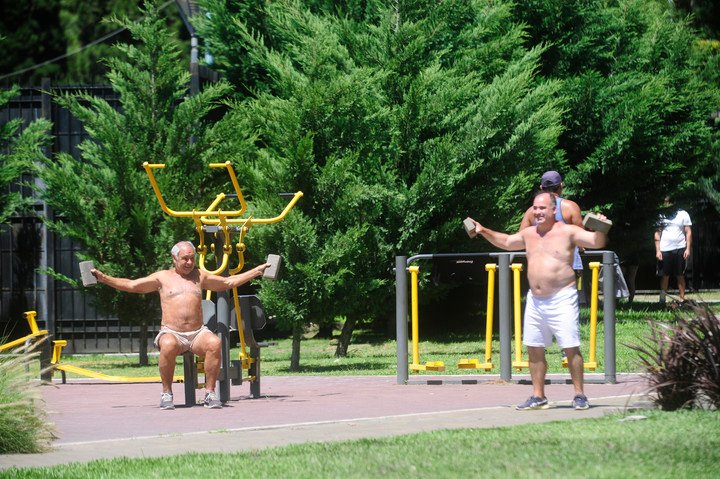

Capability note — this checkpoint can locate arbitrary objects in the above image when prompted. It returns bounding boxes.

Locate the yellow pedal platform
[410,361,446,372]
[512,361,529,370]
[425,361,445,371]
[458,359,493,370]
[458,358,479,368]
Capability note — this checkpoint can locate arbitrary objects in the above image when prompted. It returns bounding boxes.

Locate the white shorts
[523,286,580,349]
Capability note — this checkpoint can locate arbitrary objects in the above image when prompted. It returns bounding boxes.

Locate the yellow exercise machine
[513,262,601,372]
[144,161,301,402]
[0,311,48,352]
[511,263,529,370]
[409,266,445,372]
[408,258,603,374]
[458,264,496,370]
[49,339,183,383]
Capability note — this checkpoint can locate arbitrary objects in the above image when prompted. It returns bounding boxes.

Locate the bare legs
[660,275,687,302]
[528,345,584,399]
[157,332,221,395]
[193,333,221,393]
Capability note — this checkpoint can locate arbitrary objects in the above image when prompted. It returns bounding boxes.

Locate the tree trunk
[335,315,357,357]
[290,322,302,371]
[138,322,149,366]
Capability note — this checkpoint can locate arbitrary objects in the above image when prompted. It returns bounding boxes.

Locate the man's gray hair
[171,241,196,258]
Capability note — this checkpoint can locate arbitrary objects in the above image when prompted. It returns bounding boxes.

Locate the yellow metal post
[586,262,600,370]
[483,264,496,364]
[410,266,420,369]
[458,263,495,370]
[408,265,444,372]
[511,263,528,370]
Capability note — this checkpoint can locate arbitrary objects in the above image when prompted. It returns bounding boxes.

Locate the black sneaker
[516,396,549,410]
[203,391,222,409]
[572,394,590,410]
[159,392,174,410]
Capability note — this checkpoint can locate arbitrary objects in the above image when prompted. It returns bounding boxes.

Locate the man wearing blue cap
[519,171,586,305]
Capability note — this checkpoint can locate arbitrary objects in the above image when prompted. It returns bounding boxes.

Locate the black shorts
[660,248,686,277]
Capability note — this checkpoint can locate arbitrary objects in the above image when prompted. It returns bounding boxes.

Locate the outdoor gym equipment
[144,160,301,404]
[511,263,528,370]
[0,311,48,352]
[409,266,445,372]
[49,339,183,384]
[457,264,496,370]
[395,251,619,385]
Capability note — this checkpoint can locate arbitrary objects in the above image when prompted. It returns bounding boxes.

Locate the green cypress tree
[30,0,233,364]
[0,85,51,225]
[200,0,566,363]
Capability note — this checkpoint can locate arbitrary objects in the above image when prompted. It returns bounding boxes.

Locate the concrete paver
[0,373,652,471]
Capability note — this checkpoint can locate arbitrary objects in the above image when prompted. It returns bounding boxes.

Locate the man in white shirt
[654,197,693,304]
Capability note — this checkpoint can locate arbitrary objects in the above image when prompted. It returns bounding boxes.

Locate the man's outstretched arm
[92,269,161,294]
[467,218,525,251]
[571,224,608,250]
[201,263,270,292]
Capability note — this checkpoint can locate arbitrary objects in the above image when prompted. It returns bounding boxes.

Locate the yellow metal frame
[458,264,495,370]
[511,263,529,370]
[0,311,48,352]
[409,266,445,372]
[50,340,183,383]
[144,160,301,375]
[560,261,600,370]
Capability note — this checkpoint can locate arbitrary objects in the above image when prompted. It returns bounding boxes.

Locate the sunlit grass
[3,410,719,478]
[37,300,694,379]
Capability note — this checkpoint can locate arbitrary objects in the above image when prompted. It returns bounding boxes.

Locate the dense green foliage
[516,0,720,251]
[195,0,720,364]
[28,0,233,364]
[0,0,195,85]
[0,86,51,224]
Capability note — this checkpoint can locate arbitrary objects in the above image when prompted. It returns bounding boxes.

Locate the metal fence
[0,80,155,353]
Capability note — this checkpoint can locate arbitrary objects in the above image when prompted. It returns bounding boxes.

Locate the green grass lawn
[4,410,719,478]
[45,301,687,379]
[5,301,719,477]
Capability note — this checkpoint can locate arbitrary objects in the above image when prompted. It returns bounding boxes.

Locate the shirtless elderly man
[467,192,608,410]
[92,241,269,410]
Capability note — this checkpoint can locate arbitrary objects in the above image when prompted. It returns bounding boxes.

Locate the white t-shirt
[659,209,692,252]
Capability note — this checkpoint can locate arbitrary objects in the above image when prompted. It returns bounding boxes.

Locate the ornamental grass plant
[627,303,720,410]
[0,339,55,453]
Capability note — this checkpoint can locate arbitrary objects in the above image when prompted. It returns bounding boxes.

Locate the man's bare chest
[162,276,202,300]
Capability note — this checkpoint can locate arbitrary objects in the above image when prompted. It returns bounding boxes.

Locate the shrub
[0,340,55,453]
[628,304,720,410]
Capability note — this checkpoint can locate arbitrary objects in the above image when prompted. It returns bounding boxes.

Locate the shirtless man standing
[92,241,269,410]
[467,192,608,410]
